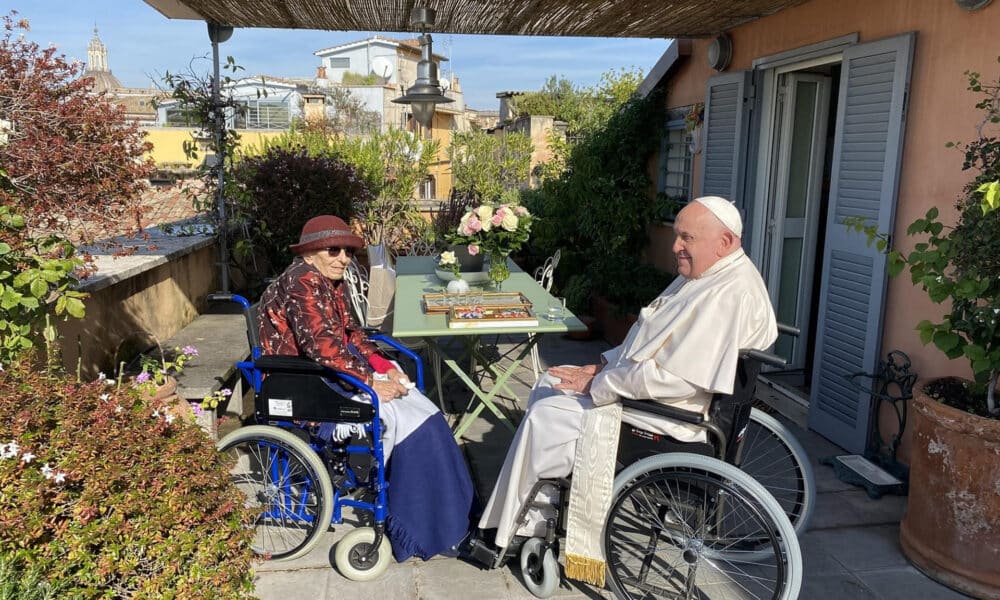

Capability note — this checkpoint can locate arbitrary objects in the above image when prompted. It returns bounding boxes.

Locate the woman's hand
[385,368,411,387]
[548,363,603,394]
[372,378,408,402]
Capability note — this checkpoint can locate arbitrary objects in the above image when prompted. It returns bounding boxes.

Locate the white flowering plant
[436,250,462,279]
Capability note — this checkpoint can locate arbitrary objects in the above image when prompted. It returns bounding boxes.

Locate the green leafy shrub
[0,553,64,599]
[524,87,670,313]
[227,145,371,293]
[847,60,1000,417]
[0,361,257,598]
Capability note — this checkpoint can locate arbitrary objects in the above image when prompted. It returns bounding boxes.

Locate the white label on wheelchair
[269,398,294,417]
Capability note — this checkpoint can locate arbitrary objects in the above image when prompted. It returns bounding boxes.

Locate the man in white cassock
[474,196,777,585]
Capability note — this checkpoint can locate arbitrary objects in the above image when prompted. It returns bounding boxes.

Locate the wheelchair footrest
[466,537,502,570]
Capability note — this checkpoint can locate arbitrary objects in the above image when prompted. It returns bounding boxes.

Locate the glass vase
[487,250,510,290]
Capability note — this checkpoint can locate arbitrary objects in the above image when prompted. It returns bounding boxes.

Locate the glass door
[763,72,831,372]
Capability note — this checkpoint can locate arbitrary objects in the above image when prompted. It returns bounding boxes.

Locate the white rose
[501,212,519,232]
[477,205,494,231]
[440,251,457,265]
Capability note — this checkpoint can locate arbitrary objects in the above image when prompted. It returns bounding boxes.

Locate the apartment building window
[657,108,693,218]
[328,57,350,68]
[420,176,436,200]
[163,106,198,127]
[236,100,291,130]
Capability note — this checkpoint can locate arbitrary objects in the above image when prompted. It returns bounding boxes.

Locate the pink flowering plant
[448,203,533,285]
[132,344,198,392]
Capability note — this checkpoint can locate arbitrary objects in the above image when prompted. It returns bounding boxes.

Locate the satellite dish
[370,56,394,81]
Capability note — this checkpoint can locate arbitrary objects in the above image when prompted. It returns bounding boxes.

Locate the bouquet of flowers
[447,204,533,287]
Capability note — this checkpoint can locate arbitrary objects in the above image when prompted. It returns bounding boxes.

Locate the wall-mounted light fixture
[955,0,992,9]
[392,7,453,128]
[707,33,733,72]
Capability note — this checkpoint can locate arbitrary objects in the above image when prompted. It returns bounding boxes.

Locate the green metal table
[392,256,586,440]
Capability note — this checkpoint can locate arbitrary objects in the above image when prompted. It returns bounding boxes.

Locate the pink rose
[514,206,529,216]
[491,213,503,227]
[461,215,482,236]
[468,244,480,256]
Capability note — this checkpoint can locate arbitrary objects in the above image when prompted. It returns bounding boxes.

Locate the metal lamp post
[392,7,453,128]
[208,22,233,292]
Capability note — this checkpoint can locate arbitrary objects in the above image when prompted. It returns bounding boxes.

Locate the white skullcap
[693,196,743,238]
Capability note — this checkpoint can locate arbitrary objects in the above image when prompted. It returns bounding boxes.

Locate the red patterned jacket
[258,257,391,384]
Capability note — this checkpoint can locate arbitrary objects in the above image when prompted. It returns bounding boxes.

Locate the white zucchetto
[693,196,743,238]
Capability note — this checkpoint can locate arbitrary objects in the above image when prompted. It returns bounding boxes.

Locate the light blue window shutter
[808,33,915,453]
[699,71,752,207]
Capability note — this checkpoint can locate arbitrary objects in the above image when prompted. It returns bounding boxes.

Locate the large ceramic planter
[593,296,638,346]
[899,381,1000,599]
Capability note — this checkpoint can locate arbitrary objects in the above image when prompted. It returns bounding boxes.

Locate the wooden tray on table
[447,304,539,329]
[422,291,532,314]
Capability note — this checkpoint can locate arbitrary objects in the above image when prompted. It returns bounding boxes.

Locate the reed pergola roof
[142,0,808,38]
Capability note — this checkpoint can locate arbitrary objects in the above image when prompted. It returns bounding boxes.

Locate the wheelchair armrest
[367,333,425,391]
[254,354,330,375]
[620,399,704,424]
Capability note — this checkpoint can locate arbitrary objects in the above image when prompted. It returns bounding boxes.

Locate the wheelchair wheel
[519,537,560,598]
[334,527,392,582]
[739,408,816,536]
[217,425,334,561]
[605,453,801,600]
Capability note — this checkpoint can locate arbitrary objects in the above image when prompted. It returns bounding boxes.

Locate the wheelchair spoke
[606,469,791,600]
[221,431,330,560]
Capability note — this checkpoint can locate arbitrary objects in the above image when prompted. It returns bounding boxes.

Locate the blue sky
[15,2,670,110]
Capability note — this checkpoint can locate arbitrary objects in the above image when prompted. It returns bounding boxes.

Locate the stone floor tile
[808,524,910,571]
[856,566,974,600]
[799,573,880,600]
[253,568,332,600]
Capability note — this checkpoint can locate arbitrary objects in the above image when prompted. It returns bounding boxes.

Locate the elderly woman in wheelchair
[467,198,806,599]
[215,215,475,580]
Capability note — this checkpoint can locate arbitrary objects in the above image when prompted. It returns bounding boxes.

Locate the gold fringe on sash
[565,553,606,587]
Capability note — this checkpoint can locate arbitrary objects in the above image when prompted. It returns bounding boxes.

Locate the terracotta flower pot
[566,314,597,341]
[899,381,1000,599]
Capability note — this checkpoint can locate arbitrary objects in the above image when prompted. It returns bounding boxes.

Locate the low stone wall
[58,233,219,379]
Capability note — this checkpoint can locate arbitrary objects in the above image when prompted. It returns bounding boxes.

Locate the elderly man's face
[303,246,354,280]
[672,203,730,279]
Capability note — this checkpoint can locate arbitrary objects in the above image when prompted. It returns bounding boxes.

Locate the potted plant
[849,62,1000,599]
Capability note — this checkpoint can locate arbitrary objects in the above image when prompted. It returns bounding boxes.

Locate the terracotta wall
[58,244,218,379]
[652,0,1000,380]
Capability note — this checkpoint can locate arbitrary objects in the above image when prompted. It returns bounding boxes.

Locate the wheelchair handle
[776,322,800,337]
[206,293,260,354]
[744,348,789,368]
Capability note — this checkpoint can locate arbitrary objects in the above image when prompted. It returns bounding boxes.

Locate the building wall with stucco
[648,0,999,383]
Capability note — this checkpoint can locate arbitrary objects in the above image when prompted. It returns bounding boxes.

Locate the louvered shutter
[700,71,753,209]
[808,33,915,453]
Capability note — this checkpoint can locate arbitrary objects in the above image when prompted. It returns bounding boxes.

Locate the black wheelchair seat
[617,355,764,467]
[255,355,375,423]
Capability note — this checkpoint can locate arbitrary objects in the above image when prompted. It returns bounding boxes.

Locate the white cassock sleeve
[589,358,699,407]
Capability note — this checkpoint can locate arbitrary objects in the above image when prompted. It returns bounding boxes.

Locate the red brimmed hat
[289,215,364,254]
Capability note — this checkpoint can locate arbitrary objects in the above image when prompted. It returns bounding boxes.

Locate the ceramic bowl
[435,268,491,284]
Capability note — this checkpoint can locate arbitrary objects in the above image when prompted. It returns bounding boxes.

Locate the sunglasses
[326,246,356,258]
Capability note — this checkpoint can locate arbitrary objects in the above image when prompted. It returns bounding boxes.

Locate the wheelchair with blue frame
[210,293,423,581]
[482,346,806,600]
